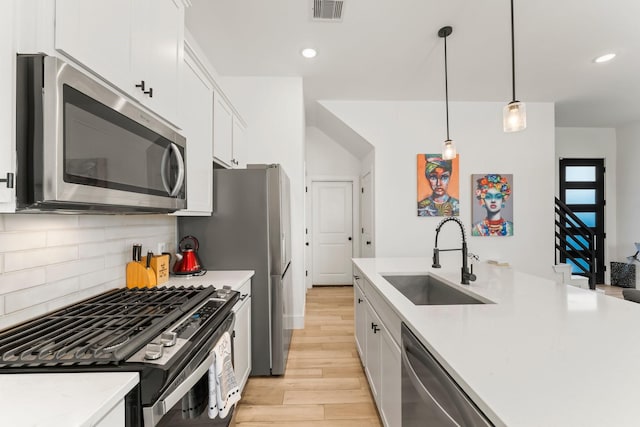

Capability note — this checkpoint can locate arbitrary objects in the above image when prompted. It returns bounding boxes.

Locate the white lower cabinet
[0,0,16,212]
[354,278,366,359]
[354,269,401,427]
[232,279,252,393]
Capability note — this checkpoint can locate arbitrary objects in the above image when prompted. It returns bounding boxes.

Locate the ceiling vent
[312,0,344,21]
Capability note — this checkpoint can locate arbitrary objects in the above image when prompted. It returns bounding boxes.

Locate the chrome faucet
[432,217,476,285]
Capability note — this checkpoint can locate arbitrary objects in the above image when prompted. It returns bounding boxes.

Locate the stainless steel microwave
[16,54,186,213]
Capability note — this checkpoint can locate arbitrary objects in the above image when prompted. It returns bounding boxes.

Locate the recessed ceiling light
[301,48,317,59]
[594,53,616,63]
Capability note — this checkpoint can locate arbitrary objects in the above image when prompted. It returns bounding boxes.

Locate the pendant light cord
[444,32,450,140]
[510,0,516,102]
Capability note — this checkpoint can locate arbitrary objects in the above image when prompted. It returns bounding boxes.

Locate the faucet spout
[432,217,476,285]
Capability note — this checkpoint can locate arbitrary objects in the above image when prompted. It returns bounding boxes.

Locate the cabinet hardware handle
[305,242,309,246]
[371,322,377,330]
[0,172,14,189]
[366,241,372,245]
[357,298,363,303]
[144,87,153,98]
[348,236,352,241]
[373,326,380,333]
[240,294,248,300]
[354,275,360,280]
[135,80,145,91]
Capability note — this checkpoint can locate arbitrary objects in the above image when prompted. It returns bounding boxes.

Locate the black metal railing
[555,197,596,289]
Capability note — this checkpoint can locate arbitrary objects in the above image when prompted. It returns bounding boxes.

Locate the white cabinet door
[364,301,382,404]
[233,280,252,393]
[131,0,183,123]
[55,0,132,92]
[213,90,234,168]
[55,0,184,125]
[380,329,401,427]
[354,278,366,360]
[0,0,16,212]
[232,115,246,168]
[176,53,213,215]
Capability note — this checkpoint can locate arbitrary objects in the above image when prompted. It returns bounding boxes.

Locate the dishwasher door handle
[402,345,461,426]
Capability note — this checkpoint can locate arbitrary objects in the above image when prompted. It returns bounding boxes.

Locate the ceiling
[186,0,640,129]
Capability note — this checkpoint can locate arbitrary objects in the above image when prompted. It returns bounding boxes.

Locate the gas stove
[0,285,240,426]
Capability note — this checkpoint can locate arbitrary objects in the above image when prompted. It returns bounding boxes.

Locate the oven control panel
[126,296,229,365]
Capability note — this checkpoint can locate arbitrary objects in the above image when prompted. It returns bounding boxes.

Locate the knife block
[141,254,169,286]
[126,261,157,288]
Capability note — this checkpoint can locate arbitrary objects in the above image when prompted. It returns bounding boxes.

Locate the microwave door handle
[160,143,185,197]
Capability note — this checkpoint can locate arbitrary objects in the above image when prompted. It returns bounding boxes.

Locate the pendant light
[439,26,456,160]
[503,0,526,132]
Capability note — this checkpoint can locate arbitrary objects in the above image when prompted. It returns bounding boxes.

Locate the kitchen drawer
[364,278,402,347]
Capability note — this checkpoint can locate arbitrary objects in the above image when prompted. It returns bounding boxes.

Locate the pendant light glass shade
[504,0,526,132]
[442,139,457,160]
[503,101,526,132]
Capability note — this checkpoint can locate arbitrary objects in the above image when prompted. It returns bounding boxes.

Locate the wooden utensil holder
[126,261,157,288]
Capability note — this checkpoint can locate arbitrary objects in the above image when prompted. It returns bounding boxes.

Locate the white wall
[220,76,306,328]
[555,127,617,283]
[0,214,176,329]
[321,100,556,279]
[616,121,640,288]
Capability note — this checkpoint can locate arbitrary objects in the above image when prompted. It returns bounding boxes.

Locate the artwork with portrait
[471,174,514,236]
[417,154,460,217]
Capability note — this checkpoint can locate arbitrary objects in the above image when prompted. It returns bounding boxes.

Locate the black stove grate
[0,286,215,367]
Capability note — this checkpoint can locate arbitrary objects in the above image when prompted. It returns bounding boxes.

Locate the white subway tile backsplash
[79,240,128,259]
[77,215,127,228]
[0,231,46,251]
[5,277,79,313]
[105,253,129,269]
[46,257,104,283]
[4,246,78,272]
[0,268,46,294]
[77,266,122,291]
[0,296,4,316]
[4,214,78,231]
[47,228,105,247]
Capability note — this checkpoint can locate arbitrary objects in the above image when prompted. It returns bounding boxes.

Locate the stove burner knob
[144,343,163,360]
[161,331,177,347]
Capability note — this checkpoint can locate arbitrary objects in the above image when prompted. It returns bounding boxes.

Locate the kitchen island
[354,257,640,427]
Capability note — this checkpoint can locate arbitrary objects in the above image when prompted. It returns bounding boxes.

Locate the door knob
[366,241,371,245]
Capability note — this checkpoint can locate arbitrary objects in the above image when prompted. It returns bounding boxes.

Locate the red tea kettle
[173,235,204,275]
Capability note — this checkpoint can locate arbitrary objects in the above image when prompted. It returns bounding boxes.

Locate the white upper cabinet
[175,47,214,216]
[54,0,185,126]
[213,90,246,169]
[213,90,234,168]
[0,0,16,212]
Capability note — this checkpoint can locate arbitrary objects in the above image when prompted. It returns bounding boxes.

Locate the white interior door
[361,171,374,257]
[312,181,353,285]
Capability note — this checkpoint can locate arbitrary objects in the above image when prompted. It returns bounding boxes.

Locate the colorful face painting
[471,174,514,236]
[417,154,460,217]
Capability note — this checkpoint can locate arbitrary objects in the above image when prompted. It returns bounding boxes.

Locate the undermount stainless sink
[382,274,488,305]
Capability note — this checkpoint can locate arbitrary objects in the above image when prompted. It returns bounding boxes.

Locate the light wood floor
[235,286,382,426]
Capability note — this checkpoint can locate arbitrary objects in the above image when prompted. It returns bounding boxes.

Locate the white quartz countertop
[354,257,640,427]
[0,372,138,427]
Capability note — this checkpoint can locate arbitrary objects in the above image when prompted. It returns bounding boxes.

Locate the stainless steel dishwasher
[401,323,494,426]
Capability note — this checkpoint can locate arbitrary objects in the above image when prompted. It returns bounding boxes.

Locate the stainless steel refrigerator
[178,164,293,376]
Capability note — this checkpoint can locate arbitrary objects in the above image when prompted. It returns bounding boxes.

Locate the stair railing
[554,197,596,289]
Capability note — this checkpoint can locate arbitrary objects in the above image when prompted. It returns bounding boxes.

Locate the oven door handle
[160,350,214,414]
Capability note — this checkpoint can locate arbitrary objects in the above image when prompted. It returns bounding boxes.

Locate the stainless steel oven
[15,54,186,213]
[0,286,239,426]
